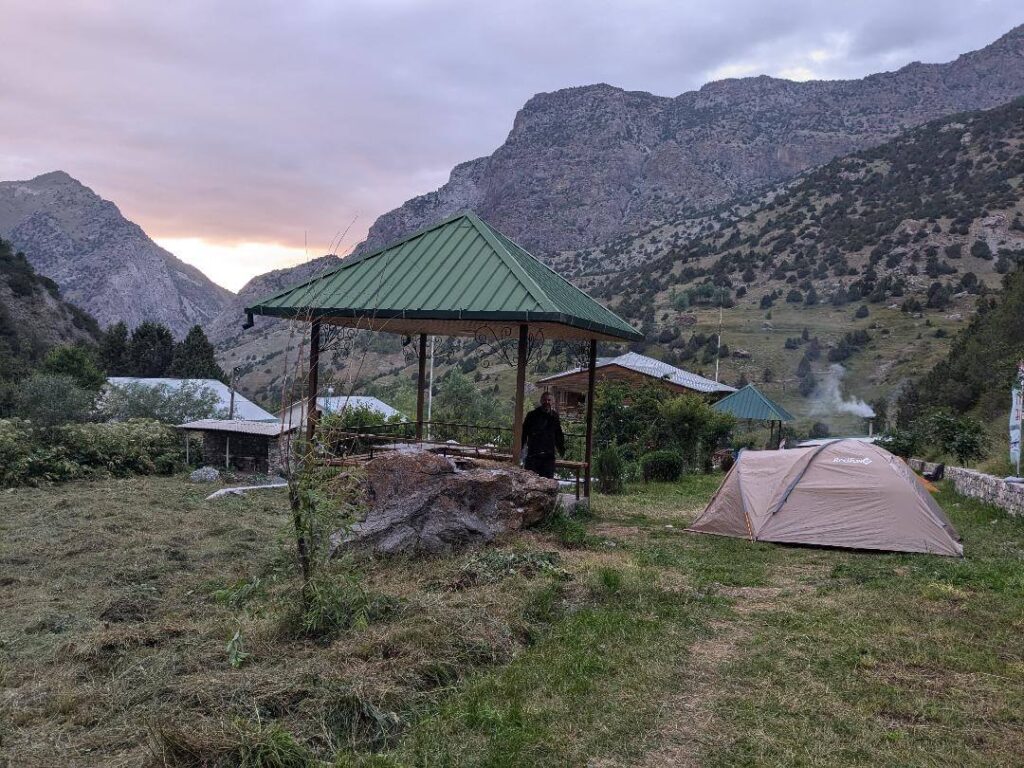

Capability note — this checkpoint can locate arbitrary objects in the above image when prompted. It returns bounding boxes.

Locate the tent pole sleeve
[306,319,321,444]
[583,338,597,499]
[416,333,427,442]
[511,325,529,464]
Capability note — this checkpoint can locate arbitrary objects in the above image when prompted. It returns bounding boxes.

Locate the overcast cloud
[1,0,1021,289]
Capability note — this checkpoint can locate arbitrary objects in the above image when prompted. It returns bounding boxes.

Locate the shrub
[640,450,683,482]
[100,381,224,424]
[56,419,184,475]
[0,418,184,486]
[14,374,96,427]
[876,427,919,459]
[41,345,106,390]
[595,444,624,495]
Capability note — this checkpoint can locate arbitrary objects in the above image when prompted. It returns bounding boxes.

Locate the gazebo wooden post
[415,333,428,442]
[511,324,529,463]
[583,339,597,499]
[306,319,321,444]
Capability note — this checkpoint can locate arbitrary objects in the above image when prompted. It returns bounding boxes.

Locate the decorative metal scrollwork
[320,325,360,357]
[566,340,593,371]
[473,325,546,368]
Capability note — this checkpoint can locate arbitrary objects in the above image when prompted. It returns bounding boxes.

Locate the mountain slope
[358,24,1024,257]
[582,97,1024,429]
[0,237,102,381]
[0,171,231,336]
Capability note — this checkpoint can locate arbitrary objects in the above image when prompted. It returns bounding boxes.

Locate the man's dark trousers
[524,453,556,479]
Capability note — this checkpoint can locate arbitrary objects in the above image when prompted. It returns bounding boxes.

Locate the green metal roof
[712,384,795,422]
[245,212,642,342]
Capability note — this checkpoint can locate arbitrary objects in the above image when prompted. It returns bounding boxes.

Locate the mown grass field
[1,473,1022,766]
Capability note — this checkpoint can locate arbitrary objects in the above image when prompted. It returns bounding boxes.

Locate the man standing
[521,391,565,479]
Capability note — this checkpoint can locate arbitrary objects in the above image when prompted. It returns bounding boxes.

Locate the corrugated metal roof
[107,378,276,421]
[246,213,642,342]
[538,352,736,394]
[176,419,297,436]
[712,385,795,422]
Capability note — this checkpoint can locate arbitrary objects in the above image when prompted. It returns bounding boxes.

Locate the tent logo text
[832,456,872,465]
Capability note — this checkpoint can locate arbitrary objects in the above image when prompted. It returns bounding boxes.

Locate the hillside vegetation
[0,237,101,382]
[576,99,1024,427]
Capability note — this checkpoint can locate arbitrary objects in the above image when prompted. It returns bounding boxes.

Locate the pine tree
[100,321,130,375]
[169,325,225,380]
[128,321,175,377]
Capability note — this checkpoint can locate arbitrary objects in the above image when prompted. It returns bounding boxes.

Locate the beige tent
[688,439,963,557]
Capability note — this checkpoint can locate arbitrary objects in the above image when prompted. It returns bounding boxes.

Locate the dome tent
[688,439,963,557]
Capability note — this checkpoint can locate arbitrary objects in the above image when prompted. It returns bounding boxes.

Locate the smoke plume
[809,364,875,418]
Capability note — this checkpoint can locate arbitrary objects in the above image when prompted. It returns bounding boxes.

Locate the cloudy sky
[1,1,1021,290]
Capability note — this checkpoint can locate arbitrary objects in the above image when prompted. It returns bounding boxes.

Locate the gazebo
[243,212,642,497]
[712,384,795,449]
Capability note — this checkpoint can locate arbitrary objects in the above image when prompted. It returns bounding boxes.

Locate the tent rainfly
[688,439,963,557]
[243,212,643,498]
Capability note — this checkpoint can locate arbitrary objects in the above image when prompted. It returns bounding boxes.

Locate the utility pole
[229,367,238,419]
[714,303,723,383]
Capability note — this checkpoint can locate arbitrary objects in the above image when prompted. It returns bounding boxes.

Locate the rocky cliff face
[358,24,1024,257]
[0,171,230,336]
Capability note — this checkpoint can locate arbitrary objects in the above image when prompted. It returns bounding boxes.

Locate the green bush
[100,380,224,423]
[595,444,624,494]
[0,418,184,486]
[14,374,96,427]
[640,450,684,482]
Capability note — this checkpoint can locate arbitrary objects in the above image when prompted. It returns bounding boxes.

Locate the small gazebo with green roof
[712,384,794,448]
[244,212,643,496]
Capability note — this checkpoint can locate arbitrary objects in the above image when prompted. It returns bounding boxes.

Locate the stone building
[177,419,297,474]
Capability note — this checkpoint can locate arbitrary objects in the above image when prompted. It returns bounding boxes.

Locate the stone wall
[910,458,1024,517]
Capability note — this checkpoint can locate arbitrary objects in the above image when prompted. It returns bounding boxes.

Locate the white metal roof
[539,352,737,394]
[107,377,276,421]
[176,419,297,436]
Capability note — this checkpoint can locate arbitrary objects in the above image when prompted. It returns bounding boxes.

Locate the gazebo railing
[321,420,585,459]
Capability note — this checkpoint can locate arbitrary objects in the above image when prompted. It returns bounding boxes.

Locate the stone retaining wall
[910,458,1024,517]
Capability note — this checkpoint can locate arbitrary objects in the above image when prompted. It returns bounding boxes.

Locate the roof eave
[244,304,643,342]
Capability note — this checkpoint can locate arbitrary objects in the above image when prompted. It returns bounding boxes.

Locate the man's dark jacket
[522,406,565,457]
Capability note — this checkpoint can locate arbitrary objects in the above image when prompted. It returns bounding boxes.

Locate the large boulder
[332,450,558,556]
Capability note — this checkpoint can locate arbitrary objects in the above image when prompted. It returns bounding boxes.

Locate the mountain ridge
[0,171,231,336]
[356,23,1024,258]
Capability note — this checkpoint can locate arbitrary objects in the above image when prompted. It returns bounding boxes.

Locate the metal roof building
[712,384,794,450]
[539,352,736,396]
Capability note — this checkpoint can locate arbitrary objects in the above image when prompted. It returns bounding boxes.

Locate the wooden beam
[583,338,597,499]
[306,319,321,444]
[511,324,529,463]
[415,333,428,441]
